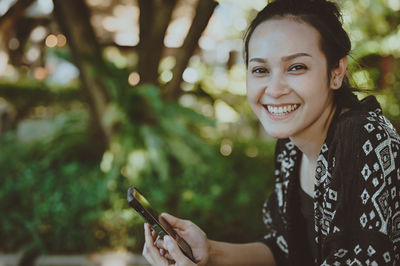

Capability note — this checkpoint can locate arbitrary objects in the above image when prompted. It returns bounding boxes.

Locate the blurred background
[0,0,399,262]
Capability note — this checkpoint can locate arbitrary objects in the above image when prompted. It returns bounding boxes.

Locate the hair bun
[269,0,342,22]
[272,0,327,4]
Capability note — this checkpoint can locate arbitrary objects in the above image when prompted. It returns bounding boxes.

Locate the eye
[288,64,307,73]
[251,67,269,75]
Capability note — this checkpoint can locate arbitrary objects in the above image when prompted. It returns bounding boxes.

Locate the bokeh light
[159,56,176,72]
[56,34,67,47]
[178,94,196,108]
[182,67,198,83]
[33,67,47,81]
[30,26,47,42]
[0,51,9,75]
[128,72,140,86]
[8,38,19,50]
[26,46,41,62]
[214,100,239,123]
[160,70,173,84]
[45,34,58,48]
[0,0,17,16]
[245,146,259,158]
[387,0,400,11]
[220,139,233,156]
[164,17,191,48]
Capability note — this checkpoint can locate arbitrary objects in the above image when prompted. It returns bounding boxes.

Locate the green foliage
[344,0,400,131]
[0,111,109,253]
[0,82,277,254]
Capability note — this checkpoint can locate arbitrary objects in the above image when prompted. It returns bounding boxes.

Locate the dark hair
[244,0,359,108]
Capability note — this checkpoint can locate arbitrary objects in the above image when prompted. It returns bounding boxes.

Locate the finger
[155,238,164,249]
[143,225,156,264]
[143,224,168,265]
[151,229,157,238]
[164,252,173,261]
[164,235,193,264]
[160,213,189,231]
[144,223,154,244]
[145,224,157,243]
[159,248,163,256]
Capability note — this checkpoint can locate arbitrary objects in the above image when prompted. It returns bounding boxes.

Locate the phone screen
[127,187,195,263]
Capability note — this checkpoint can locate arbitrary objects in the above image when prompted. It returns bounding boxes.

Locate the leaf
[141,126,170,181]
[163,102,215,127]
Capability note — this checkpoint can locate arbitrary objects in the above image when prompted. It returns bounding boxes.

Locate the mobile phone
[127,187,196,263]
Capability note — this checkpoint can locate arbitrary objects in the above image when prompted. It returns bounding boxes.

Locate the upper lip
[262,103,300,107]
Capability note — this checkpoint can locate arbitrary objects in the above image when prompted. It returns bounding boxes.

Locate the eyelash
[251,64,307,75]
[251,67,268,74]
[289,64,308,72]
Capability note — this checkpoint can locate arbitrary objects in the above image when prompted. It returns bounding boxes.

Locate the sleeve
[321,115,400,265]
[257,139,290,266]
[258,192,289,266]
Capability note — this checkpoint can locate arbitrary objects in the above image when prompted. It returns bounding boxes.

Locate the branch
[0,82,82,119]
[0,0,36,33]
[164,0,218,100]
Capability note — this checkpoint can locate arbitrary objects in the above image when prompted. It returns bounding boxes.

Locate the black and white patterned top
[261,96,400,265]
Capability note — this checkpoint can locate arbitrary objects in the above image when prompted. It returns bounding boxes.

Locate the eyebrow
[249,52,312,63]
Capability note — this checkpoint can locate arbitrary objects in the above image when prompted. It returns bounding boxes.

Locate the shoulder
[330,99,400,241]
[334,96,400,149]
[330,96,400,186]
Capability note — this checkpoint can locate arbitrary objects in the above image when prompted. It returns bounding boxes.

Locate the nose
[264,73,290,98]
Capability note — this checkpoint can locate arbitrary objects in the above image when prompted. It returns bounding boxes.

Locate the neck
[290,103,337,162]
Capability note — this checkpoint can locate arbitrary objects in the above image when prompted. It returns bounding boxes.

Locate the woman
[143,0,400,264]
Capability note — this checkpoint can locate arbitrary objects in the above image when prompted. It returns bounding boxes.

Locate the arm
[207,240,276,266]
[147,213,276,266]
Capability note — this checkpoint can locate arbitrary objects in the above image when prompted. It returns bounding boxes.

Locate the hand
[157,213,209,266]
[143,223,197,266]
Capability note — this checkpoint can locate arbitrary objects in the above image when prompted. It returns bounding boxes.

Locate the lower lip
[264,106,299,120]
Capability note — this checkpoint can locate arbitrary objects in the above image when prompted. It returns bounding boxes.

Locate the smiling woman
[141,0,400,265]
[246,19,340,142]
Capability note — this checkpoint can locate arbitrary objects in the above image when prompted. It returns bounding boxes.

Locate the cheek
[246,79,261,103]
[290,74,330,99]
[246,90,259,111]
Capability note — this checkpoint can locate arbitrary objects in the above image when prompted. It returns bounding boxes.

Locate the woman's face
[246,18,336,139]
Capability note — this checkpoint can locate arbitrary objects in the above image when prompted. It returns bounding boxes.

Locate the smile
[264,104,300,116]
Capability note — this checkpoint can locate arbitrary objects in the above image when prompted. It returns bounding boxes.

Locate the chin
[262,127,291,139]
[269,132,291,139]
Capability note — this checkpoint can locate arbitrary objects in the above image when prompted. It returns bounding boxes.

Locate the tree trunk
[164,0,218,100]
[137,0,178,84]
[52,0,110,155]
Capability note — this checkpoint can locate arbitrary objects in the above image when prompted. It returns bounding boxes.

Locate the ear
[330,56,348,90]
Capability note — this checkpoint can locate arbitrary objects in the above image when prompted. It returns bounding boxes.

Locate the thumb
[160,213,188,230]
[164,236,191,264]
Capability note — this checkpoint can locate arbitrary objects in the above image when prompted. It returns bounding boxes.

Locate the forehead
[248,18,324,60]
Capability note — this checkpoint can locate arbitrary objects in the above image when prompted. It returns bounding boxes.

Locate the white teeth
[266,104,299,115]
